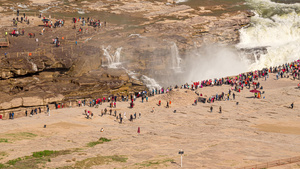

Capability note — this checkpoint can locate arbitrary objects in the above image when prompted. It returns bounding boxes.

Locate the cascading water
[31,62,38,72]
[101,45,161,89]
[237,0,300,70]
[137,0,300,86]
[102,46,123,68]
[170,42,182,73]
[25,56,38,72]
[18,4,28,8]
[128,34,145,38]
[174,0,189,3]
[84,37,92,43]
[124,69,138,80]
[141,75,161,90]
[123,68,161,90]
[40,6,54,13]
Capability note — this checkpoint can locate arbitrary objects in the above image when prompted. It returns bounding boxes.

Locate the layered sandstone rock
[144,11,254,45]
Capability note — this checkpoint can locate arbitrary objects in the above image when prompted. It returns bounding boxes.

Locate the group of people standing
[73,17,106,28]
[13,10,29,26]
[24,105,50,117]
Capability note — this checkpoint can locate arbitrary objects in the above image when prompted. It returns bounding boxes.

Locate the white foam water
[124,69,139,80]
[237,0,300,70]
[170,42,182,73]
[40,6,52,13]
[25,55,38,72]
[31,62,38,71]
[78,10,85,14]
[174,0,189,3]
[128,34,145,38]
[141,75,161,90]
[84,37,92,43]
[102,46,122,68]
[123,68,161,90]
[18,4,28,9]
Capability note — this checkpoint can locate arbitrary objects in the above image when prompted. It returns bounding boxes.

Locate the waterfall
[237,0,300,70]
[120,67,162,90]
[102,46,123,68]
[253,53,258,64]
[124,69,138,80]
[30,62,38,72]
[170,42,182,72]
[141,75,161,90]
[122,68,161,90]
[25,56,38,72]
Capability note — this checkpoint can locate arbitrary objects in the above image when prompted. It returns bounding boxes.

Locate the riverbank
[0,70,300,168]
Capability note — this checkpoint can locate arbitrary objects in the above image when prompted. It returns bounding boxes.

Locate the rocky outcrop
[67,68,146,98]
[84,1,108,11]
[144,5,194,19]
[144,11,254,45]
[0,95,63,110]
[0,67,146,117]
[0,47,146,115]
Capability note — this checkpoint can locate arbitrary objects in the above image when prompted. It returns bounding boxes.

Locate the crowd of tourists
[50,60,300,121]
[7,61,297,121]
[73,17,106,28]
[146,60,300,111]
[19,105,50,120]
[77,91,147,123]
